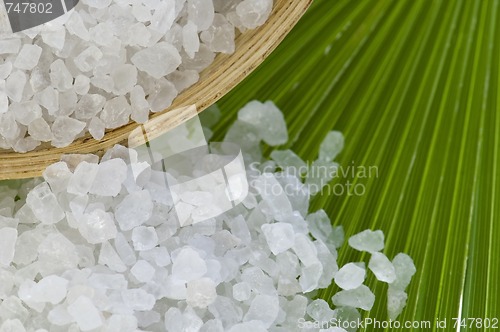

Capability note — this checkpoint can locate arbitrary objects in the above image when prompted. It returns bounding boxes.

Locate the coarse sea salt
[0,101,415,330]
[0,0,274,152]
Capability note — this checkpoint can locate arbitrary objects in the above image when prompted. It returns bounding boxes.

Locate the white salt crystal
[187,0,215,31]
[122,288,156,311]
[238,100,288,146]
[75,93,106,120]
[89,117,106,140]
[232,282,251,301]
[306,209,333,243]
[334,263,365,290]
[132,226,158,251]
[183,21,200,58]
[111,64,137,95]
[236,0,273,29]
[114,232,137,267]
[387,287,408,320]
[78,210,117,244]
[36,86,59,114]
[67,296,103,331]
[73,75,90,95]
[26,182,65,224]
[241,266,276,295]
[0,319,26,332]
[299,261,322,292]
[319,131,344,162]
[100,96,132,129]
[67,161,99,195]
[41,29,66,51]
[271,149,307,174]
[30,275,68,304]
[51,116,86,147]
[42,162,72,193]
[14,45,42,71]
[0,228,17,266]
[368,252,396,283]
[172,247,207,282]
[65,12,90,41]
[131,42,181,79]
[147,79,178,112]
[292,233,319,266]
[74,46,102,72]
[261,222,295,255]
[307,299,334,321]
[187,277,217,308]
[332,285,375,311]
[5,71,26,102]
[115,190,154,230]
[0,112,20,141]
[243,294,279,328]
[348,229,384,253]
[49,59,73,92]
[89,158,127,196]
[131,260,155,283]
[0,39,21,54]
[391,253,417,291]
[99,241,127,273]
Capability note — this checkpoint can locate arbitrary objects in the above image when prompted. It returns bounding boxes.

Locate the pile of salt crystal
[0,101,415,331]
[0,0,274,152]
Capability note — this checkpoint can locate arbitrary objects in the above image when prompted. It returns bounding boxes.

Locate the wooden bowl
[0,0,312,180]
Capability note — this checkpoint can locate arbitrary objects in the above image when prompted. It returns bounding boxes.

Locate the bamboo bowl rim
[0,0,313,180]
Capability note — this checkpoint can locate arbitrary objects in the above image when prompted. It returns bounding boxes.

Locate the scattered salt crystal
[67,161,99,195]
[49,60,73,92]
[238,100,288,146]
[334,263,365,290]
[115,190,154,230]
[5,71,26,103]
[89,158,127,196]
[307,299,334,321]
[348,229,385,253]
[78,210,117,244]
[332,285,375,311]
[232,282,251,301]
[319,131,345,162]
[0,227,17,266]
[271,149,307,174]
[261,223,295,255]
[244,294,279,328]
[172,247,207,282]
[51,116,86,147]
[187,277,217,308]
[132,226,158,251]
[131,260,155,283]
[26,183,65,224]
[98,241,127,273]
[122,288,156,311]
[67,296,103,331]
[0,39,21,54]
[132,42,181,79]
[0,319,26,332]
[369,252,396,283]
[14,45,42,71]
[236,0,273,29]
[391,253,417,291]
[30,275,68,304]
[387,287,408,320]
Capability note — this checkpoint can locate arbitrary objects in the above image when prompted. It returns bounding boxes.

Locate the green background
[213,0,500,330]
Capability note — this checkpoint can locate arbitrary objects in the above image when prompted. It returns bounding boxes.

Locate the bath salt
[0,101,415,330]
[0,0,275,151]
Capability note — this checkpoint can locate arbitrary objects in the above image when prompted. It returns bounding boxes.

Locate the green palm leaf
[213,0,500,330]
